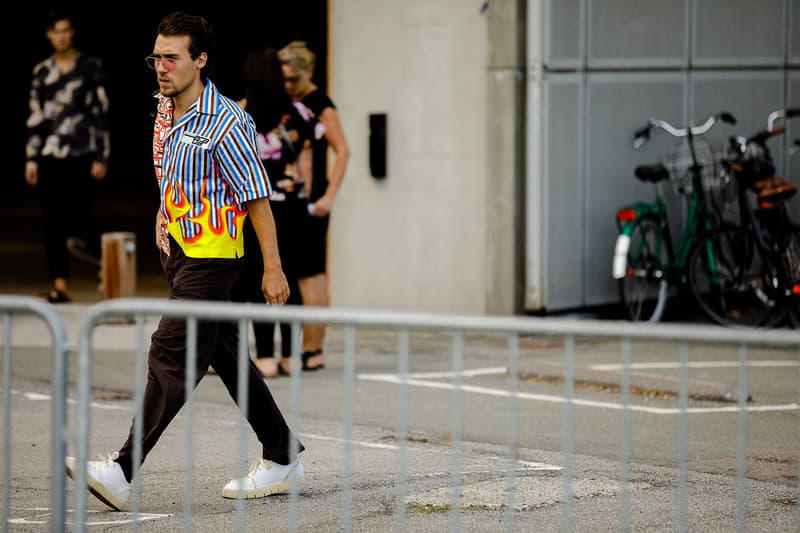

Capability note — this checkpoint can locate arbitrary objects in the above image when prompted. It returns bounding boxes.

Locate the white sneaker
[222,458,305,499]
[65,452,130,511]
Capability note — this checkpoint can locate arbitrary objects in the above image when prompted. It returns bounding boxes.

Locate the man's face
[47,19,74,53]
[151,34,203,97]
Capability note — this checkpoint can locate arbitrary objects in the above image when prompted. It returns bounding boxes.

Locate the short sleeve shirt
[152,81,272,258]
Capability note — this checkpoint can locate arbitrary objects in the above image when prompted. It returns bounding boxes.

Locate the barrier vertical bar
[288,319,304,533]
[796,346,800,530]
[183,317,199,531]
[130,313,148,533]
[342,325,357,532]
[234,318,249,532]
[619,338,632,532]
[394,328,410,533]
[561,334,575,533]
[2,313,11,533]
[735,343,749,533]
[48,306,69,533]
[73,310,95,533]
[677,341,690,533]
[504,333,520,533]
[449,331,464,532]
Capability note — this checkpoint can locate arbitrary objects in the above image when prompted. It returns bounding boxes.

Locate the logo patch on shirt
[180,132,211,148]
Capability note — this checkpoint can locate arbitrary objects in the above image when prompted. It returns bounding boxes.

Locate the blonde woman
[278,41,350,371]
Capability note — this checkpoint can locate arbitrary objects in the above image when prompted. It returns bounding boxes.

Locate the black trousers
[115,237,304,481]
[230,203,304,359]
[36,156,101,281]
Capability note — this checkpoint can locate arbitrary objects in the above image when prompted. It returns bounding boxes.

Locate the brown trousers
[115,237,303,481]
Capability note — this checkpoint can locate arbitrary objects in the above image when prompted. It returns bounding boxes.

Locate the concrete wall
[329,1,497,313]
[328,0,799,316]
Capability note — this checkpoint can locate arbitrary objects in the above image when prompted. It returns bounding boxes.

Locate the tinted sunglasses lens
[146,56,180,70]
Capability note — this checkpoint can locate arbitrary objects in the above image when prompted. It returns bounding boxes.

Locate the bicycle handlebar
[747,108,800,145]
[766,108,800,132]
[633,111,737,150]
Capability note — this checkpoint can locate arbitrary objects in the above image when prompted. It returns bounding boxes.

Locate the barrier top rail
[83,297,800,348]
[0,295,70,333]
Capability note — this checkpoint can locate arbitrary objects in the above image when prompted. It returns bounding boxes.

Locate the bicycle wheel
[778,224,800,327]
[687,225,785,328]
[617,216,669,322]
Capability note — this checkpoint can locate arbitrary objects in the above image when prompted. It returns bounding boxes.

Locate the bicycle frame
[613,112,737,322]
[686,107,800,328]
[613,171,716,287]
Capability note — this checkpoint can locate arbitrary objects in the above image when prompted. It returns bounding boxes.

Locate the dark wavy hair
[156,11,215,79]
[45,8,74,30]
[242,47,291,132]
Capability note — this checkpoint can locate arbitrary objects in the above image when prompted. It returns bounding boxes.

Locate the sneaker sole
[221,475,305,499]
[65,459,127,511]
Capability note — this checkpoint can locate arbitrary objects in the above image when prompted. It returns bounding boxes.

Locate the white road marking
[298,432,561,471]
[8,357,798,419]
[8,508,170,526]
[398,367,507,379]
[590,360,800,371]
[3,389,129,410]
[358,373,800,414]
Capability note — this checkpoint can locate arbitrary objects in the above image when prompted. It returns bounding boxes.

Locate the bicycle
[686,108,800,328]
[612,111,737,322]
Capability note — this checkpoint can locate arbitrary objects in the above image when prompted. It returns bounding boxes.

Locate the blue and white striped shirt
[153,81,272,258]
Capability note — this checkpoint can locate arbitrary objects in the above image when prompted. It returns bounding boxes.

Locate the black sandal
[301,349,325,371]
[40,288,71,304]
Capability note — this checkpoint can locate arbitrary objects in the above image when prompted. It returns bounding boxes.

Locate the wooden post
[100,232,137,299]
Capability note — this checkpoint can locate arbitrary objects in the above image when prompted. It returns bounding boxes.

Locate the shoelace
[247,458,268,475]
[97,451,120,463]
[230,459,269,485]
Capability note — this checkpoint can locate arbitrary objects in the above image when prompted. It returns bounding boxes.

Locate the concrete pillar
[485,0,527,314]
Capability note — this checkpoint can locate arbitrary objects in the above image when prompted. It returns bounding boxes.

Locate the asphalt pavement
[1,241,799,532]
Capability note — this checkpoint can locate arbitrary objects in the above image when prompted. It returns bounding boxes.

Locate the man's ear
[196,52,208,69]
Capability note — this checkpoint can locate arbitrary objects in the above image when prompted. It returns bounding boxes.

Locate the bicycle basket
[662,136,730,196]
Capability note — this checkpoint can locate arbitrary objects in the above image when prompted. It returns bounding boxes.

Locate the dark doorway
[7,3,328,289]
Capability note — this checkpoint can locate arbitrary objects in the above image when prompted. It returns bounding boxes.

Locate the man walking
[65,11,304,510]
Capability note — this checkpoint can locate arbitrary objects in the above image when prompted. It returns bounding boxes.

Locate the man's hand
[24,163,38,186]
[245,197,290,305]
[262,268,290,305]
[91,162,108,180]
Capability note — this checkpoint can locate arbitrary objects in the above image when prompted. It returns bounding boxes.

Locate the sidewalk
[0,239,168,304]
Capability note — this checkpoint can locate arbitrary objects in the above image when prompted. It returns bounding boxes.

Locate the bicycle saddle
[752,176,797,203]
[634,164,669,183]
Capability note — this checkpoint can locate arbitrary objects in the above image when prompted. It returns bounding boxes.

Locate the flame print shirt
[25,52,110,165]
[152,81,272,258]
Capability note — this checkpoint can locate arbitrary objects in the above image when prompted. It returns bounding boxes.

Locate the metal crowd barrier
[4,295,800,531]
[0,296,70,533]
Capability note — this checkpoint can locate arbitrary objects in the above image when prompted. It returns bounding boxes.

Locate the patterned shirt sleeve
[215,113,273,206]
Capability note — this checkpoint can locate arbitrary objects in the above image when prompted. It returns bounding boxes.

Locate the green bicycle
[612,111,737,322]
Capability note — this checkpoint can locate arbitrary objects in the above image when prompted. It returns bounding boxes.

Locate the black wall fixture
[369,113,387,179]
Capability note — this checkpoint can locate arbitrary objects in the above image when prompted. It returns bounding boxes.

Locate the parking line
[590,360,800,371]
[358,373,800,415]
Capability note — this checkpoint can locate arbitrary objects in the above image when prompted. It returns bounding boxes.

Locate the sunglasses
[145,54,190,71]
